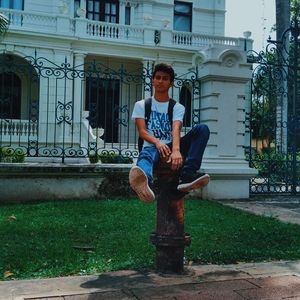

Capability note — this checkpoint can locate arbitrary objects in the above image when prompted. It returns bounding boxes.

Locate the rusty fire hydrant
[150,163,191,273]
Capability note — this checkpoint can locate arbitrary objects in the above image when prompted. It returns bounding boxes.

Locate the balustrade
[0,8,242,50]
[0,119,37,137]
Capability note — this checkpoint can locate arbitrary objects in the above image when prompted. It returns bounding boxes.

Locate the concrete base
[190,163,258,200]
[0,163,132,203]
[0,161,258,203]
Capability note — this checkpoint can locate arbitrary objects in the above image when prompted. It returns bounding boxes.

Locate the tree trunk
[275,0,290,153]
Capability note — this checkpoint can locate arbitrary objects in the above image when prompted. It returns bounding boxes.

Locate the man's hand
[155,142,171,159]
[167,149,183,171]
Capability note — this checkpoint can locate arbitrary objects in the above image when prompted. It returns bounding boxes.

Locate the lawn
[1,199,300,280]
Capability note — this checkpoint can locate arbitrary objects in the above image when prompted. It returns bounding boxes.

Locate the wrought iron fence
[0,53,201,163]
[247,19,300,194]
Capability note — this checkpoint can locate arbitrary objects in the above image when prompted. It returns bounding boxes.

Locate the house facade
[0,0,257,199]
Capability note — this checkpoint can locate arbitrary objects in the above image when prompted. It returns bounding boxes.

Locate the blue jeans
[137,124,210,184]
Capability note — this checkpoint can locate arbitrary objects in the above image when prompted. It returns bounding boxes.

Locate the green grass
[1,199,300,280]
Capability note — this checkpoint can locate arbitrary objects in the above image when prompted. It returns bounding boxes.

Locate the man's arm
[167,120,183,171]
[135,118,171,158]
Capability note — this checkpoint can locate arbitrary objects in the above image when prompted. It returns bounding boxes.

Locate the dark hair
[152,63,175,82]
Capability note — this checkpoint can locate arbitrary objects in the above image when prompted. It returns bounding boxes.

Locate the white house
[0,0,257,199]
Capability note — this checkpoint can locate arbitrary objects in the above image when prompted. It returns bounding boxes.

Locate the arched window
[0,72,21,119]
[179,85,191,127]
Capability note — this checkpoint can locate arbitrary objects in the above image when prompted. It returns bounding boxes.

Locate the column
[119,1,125,25]
[194,46,257,199]
[73,52,89,148]
[75,0,87,36]
[73,52,86,124]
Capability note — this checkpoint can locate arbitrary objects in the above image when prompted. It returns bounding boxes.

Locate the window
[0,72,21,119]
[174,1,192,32]
[125,4,130,25]
[86,0,119,23]
[0,0,24,9]
[85,77,120,143]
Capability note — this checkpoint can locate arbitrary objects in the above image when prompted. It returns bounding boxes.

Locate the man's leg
[129,146,160,203]
[177,124,210,192]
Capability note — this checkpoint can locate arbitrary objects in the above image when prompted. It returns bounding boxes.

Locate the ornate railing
[85,20,144,43]
[172,31,241,47]
[0,8,57,33]
[0,54,202,162]
[0,119,38,137]
[0,8,243,50]
[247,19,300,195]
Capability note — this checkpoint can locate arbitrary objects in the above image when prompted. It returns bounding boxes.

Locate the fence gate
[0,55,201,163]
[248,20,300,195]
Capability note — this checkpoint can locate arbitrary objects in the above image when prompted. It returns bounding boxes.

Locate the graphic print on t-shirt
[148,110,171,141]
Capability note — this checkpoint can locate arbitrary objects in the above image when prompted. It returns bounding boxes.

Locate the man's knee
[194,124,210,140]
[138,147,159,162]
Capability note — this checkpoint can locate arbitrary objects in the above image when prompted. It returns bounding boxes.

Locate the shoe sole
[177,174,210,192]
[129,166,155,203]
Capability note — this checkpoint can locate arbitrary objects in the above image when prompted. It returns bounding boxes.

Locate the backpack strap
[168,98,176,125]
[144,97,152,126]
[138,97,152,152]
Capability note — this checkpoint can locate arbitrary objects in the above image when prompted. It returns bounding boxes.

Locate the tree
[276,0,291,42]
[291,0,300,20]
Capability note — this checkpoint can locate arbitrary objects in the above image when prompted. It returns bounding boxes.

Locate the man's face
[152,71,173,93]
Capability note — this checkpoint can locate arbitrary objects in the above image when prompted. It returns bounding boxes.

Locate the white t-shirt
[132,97,185,147]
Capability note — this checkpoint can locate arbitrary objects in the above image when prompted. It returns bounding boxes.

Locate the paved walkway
[2,197,300,300]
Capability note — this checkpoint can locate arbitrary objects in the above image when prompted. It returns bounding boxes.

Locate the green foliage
[89,153,133,164]
[2,200,300,280]
[88,154,99,164]
[0,147,26,163]
[250,99,276,139]
[99,153,133,164]
[291,0,300,20]
[249,148,300,183]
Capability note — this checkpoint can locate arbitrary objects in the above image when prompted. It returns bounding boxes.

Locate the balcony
[0,8,245,51]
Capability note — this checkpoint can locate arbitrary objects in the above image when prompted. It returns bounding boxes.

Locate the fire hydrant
[150,162,191,273]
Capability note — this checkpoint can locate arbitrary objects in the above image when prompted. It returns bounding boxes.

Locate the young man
[129,63,210,203]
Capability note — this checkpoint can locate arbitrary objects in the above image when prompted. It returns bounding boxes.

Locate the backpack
[138,97,176,152]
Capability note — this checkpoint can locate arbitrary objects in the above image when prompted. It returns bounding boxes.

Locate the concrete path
[2,197,300,300]
[220,196,300,226]
[2,260,300,300]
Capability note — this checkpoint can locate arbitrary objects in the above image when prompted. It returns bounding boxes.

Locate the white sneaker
[177,173,210,192]
[129,166,155,203]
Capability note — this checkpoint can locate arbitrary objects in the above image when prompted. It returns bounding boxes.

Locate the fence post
[150,162,191,273]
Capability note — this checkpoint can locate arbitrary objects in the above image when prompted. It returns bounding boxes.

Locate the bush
[88,154,99,164]
[99,153,133,164]
[88,153,133,164]
[249,148,300,183]
[0,147,26,163]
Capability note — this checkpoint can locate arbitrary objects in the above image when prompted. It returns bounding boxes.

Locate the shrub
[99,153,133,164]
[88,154,99,164]
[88,153,133,164]
[0,147,26,163]
[249,148,300,183]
